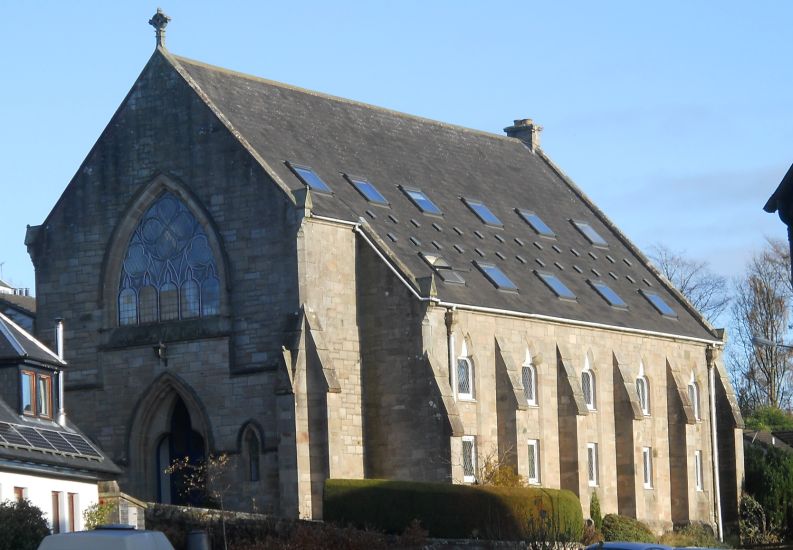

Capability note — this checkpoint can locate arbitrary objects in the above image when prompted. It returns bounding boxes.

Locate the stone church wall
[28,52,302,513]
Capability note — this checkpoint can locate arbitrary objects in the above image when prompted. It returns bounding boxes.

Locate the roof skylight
[464,198,502,226]
[402,187,442,215]
[641,290,677,317]
[421,253,465,285]
[536,271,576,300]
[288,163,332,193]
[518,209,555,238]
[573,220,608,247]
[475,261,517,291]
[347,176,388,205]
[590,280,627,309]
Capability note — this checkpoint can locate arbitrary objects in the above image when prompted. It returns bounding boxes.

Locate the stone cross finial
[149,8,171,48]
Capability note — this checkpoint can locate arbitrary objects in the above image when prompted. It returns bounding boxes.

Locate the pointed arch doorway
[156,396,206,505]
[127,374,212,505]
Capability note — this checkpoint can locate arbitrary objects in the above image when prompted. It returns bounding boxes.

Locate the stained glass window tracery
[118,192,221,325]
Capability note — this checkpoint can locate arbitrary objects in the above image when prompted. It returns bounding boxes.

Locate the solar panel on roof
[0,422,30,446]
[17,426,56,450]
[61,432,102,458]
[40,429,80,453]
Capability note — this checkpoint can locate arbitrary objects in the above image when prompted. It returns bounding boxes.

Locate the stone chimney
[504,118,543,152]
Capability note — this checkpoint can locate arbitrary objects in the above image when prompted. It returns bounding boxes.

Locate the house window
[688,377,700,421]
[21,370,53,418]
[695,450,703,491]
[68,493,78,532]
[587,443,599,486]
[528,439,541,485]
[51,492,62,533]
[462,436,477,483]
[642,447,653,489]
[118,191,221,326]
[522,350,537,406]
[582,357,596,411]
[14,487,26,501]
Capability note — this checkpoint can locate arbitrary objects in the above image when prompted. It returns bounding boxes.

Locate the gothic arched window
[118,192,221,325]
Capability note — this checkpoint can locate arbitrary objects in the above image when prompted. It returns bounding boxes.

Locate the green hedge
[324,479,583,541]
[601,513,655,543]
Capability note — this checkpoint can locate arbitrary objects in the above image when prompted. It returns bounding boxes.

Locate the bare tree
[729,239,793,410]
[648,244,731,323]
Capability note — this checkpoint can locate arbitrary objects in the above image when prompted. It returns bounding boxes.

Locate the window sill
[458,396,476,403]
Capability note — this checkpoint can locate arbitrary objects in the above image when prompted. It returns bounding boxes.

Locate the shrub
[589,491,602,531]
[324,478,582,541]
[659,523,723,548]
[744,441,793,537]
[83,499,117,530]
[739,493,780,545]
[0,499,51,550]
[601,513,655,543]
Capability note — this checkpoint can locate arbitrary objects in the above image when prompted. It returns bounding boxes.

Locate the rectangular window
[402,187,442,215]
[640,289,677,318]
[695,450,703,491]
[52,492,61,533]
[20,370,54,418]
[528,439,541,485]
[37,375,52,418]
[457,357,474,400]
[587,443,598,486]
[642,447,653,488]
[517,209,555,238]
[21,371,34,415]
[348,176,389,205]
[589,280,628,309]
[463,198,503,226]
[572,220,608,247]
[14,486,26,502]
[68,493,78,532]
[536,271,576,300]
[462,436,476,483]
[289,163,333,193]
[475,261,518,291]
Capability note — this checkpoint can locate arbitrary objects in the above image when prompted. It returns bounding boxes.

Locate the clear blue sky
[1,1,790,293]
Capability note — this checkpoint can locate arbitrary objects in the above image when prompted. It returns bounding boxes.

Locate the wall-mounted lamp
[154,341,168,366]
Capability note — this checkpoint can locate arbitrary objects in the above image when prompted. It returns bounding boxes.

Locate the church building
[26,11,743,533]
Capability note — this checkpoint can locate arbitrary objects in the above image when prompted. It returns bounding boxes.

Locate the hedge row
[324,478,583,541]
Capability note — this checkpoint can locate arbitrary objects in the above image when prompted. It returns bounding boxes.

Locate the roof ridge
[0,311,64,364]
[171,54,520,146]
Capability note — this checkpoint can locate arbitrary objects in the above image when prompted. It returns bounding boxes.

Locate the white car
[38,524,174,550]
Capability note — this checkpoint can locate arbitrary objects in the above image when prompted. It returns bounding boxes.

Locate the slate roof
[0,311,61,366]
[164,51,717,342]
[0,293,36,317]
[0,312,120,478]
